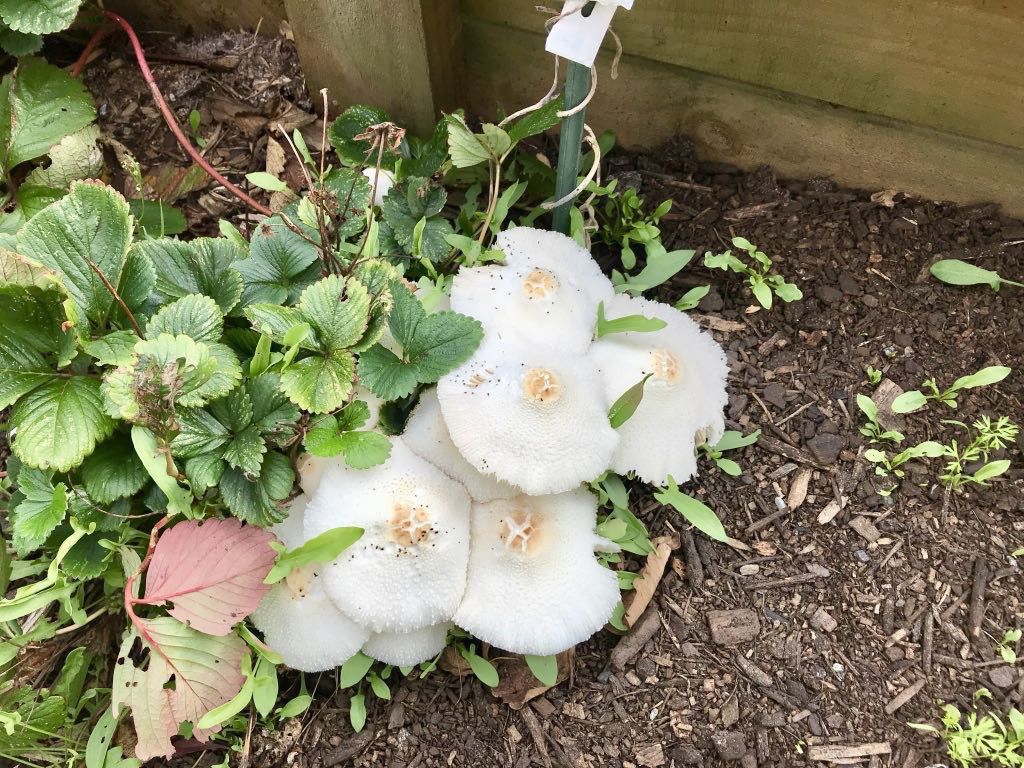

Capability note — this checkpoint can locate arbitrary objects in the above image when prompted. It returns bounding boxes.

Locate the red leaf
[137,518,277,635]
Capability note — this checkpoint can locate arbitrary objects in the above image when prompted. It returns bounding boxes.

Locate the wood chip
[693,314,746,333]
[624,534,679,627]
[635,743,666,768]
[884,679,926,714]
[707,609,761,645]
[810,607,838,633]
[849,516,882,543]
[817,499,843,525]
[733,652,773,687]
[806,743,891,762]
[787,468,813,510]
[611,605,663,670]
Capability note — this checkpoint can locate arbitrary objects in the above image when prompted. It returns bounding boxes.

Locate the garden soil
[24,29,1024,768]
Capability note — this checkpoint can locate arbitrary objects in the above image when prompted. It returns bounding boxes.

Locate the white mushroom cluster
[253,227,728,670]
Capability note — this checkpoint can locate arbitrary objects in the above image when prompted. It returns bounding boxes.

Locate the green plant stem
[552,62,591,235]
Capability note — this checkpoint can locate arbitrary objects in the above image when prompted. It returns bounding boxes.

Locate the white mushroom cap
[436,338,618,495]
[251,497,369,672]
[362,623,451,666]
[303,438,471,633]
[362,167,395,206]
[453,227,613,354]
[588,292,729,485]
[453,490,620,655]
[403,388,516,502]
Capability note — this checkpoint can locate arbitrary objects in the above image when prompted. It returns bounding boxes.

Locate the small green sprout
[996,629,1021,664]
[864,441,945,496]
[674,285,710,311]
[866,366,882,386]
[909,698,1024,768]
[891,366,1011,413]
[930,259,1023,291]
[699,429,761,476]
[703,237,802,309]
[856,394,905,445]
[937,416,1018,491]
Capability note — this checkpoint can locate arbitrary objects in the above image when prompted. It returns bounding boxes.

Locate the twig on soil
[884,678,925,714]
[611,604,662,670]
[679,529,704,589]
[519,706,551,768]
[80,12,273,217]
[922,609,934,674]
[742,572,820,591]
[968,557,989,643]
[323,729,375,767]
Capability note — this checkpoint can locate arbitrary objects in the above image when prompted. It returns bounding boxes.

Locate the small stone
[849,516,882,542]
[712,731,748,761]
[760,710,787,728]
[806,433,845,465]
[861,294,879,308]
[671,744,705,765]
[989,666,1016,689]
[722,696,740,727]
[815,285,843,305]
[741,754,758,768]
[562,702,586,719]
[762,383,787,409]
[739,564,760,576]
[810,607,838,633]
[854,549,871,563]
[707,609,761,645]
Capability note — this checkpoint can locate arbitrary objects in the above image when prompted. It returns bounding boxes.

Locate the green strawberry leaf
[136,237,245,313]
[10,465,67,554]
[11,376,114,472]
[297,275,371,352]
[0,0,83,35]
[79,436,149,505]
[235,215,321,307]
[280,350,356,413]
[145,294,224,343]
[219,451,293,526]
[328,104,394,166]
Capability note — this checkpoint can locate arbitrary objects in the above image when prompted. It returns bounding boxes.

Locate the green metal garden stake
[552,61,592,235]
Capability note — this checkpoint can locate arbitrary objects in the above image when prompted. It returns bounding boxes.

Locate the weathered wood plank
[462,0,1024,150]
[283,0,442,135]
[461,18,1024,216]
[107,0,286,32]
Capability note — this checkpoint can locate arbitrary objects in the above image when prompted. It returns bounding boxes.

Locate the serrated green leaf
[172,407,231,458]
[219,451,293,526]
[11,376,113,471]
[379,178,453,262]
[264,525,364,584]
[0,248,62,288]
[10,465,66,553]
[506,97,564,143]
[245,373,300,439]
[298,275,371,351]
[82,330,138,366]
[145,294,224,343]
[184,453,225,494]
[136,237,245,313]
[222,424,267,475]
[16,182,132,327]
[0,57,95,170]
[338,431,392,469]
[80,437,148,504]
[0,0,82,34]
[128,199,188,238]
[404,118,449,178]
[235,215,321,306]
[0,27,42,56]
[280,350,355,413]
[193,341,243,405]
[358,284,482,400]
[25,124,101,189]
[328,104,393,166]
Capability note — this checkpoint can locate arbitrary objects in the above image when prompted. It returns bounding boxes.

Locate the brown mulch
[19,27,1024,768]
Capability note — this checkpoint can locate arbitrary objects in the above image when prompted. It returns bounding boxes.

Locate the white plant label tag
[545,1,634,67]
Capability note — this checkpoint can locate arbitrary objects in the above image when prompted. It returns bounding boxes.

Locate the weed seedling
[699,429,761,476]
[891,366,1011,413]
[856,394,905,445]
[703,237,802,309]
[931,259,1023,291]
[866,366,882,386]
[996,628,1020,664]
[909,693,1024,768]
[864,441,945,496]
[937,416,1018,491]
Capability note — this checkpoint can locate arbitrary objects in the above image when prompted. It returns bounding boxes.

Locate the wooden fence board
[461,19,1024,216]
[461,0,1024,150]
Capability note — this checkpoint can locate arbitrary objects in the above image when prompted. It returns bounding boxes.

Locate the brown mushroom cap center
[522,367,562,403]
[389,501,432,547]
[522,268,559,300]
[284,565,314,600]
[499,509,541,555]
[649,348,681,384]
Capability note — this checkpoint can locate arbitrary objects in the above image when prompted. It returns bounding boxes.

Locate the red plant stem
[70,23,113,78]
[97,11,273,217]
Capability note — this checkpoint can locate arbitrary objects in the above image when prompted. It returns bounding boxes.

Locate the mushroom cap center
[284,565,314,600]
[522,268,559,300]
[648,348,681,384]
[389,500,432,547]
[498,509,540,555]
[522,367,562,403]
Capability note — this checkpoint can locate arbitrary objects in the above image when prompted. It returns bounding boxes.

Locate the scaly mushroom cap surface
[251,497,369,672]
[303,439,472,633]
[589,292,729,485]
[451,227,613,353]
[363,623,451,666]
[453,490,620,655]
[436,338,618,495]
[403,388,516,502]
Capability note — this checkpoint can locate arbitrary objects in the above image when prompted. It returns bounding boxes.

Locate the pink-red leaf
[139,518,277,635]
[113,618,249,760]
